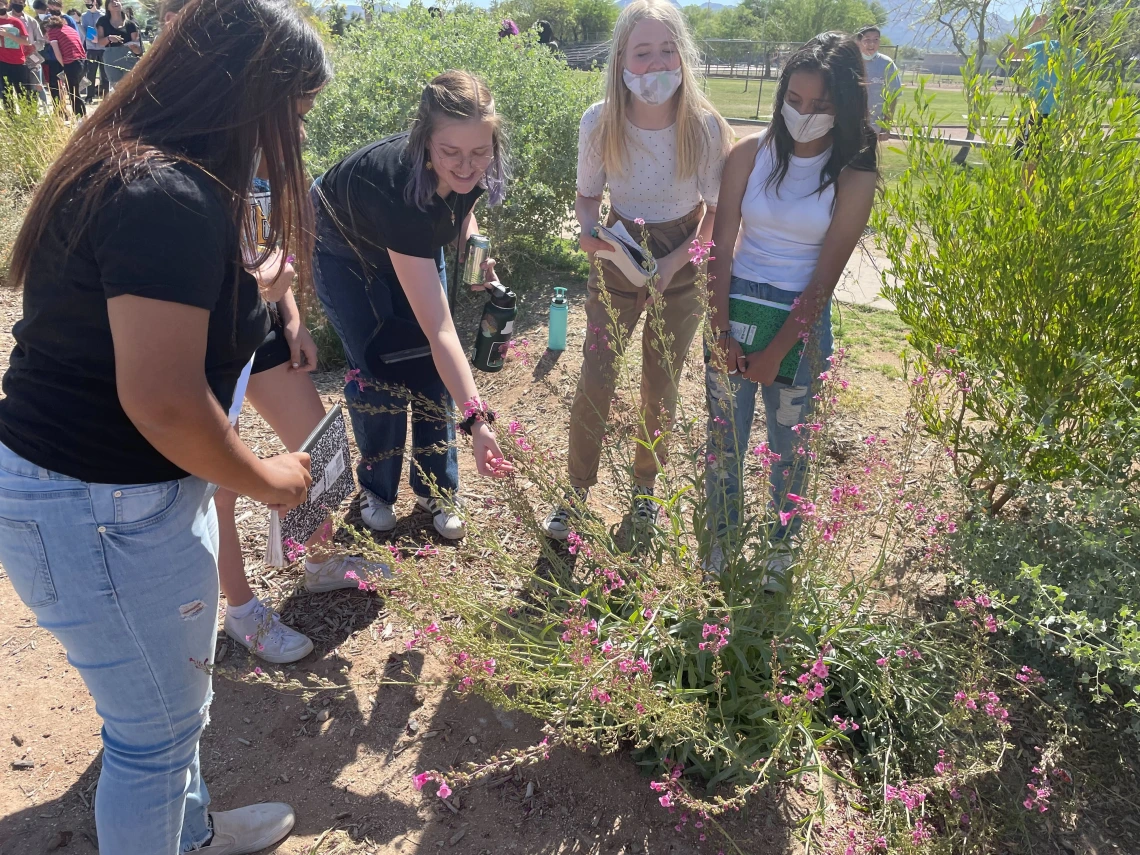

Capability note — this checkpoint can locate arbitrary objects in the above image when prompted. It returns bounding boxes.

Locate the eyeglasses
[429,144,494,173]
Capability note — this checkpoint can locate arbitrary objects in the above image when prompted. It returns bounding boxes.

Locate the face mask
[11,4,23,12]
[622,67,683,106]
[861,52,875,61]
[781,101,835,143]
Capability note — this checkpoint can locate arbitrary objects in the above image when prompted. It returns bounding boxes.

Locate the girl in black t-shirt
[95,0,137,87]
[312,70,512,541]
[0,0,329,851]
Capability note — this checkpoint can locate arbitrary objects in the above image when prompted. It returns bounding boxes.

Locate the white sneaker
[304,555,392,593]
[199,802,295,854]
[224,599,313,665]
[415,495,465,539]
[541,488,588,541]
[361,494,397,533]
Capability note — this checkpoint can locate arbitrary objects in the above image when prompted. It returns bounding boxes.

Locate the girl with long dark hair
[312,70,512,541]
[0,0,329,850]
[704,32,879,581]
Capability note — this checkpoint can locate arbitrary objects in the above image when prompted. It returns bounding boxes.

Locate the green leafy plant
[319,247,1068,851]
[876,9,1140,510]
[0,97,71,286]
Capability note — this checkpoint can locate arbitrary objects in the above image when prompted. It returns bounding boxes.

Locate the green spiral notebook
[728,294,804,385]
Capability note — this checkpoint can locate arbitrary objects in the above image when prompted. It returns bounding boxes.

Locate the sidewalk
[835,238,897,310]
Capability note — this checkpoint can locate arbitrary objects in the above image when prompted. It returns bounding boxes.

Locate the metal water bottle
[472,282,516,373]
[548,287,568,351]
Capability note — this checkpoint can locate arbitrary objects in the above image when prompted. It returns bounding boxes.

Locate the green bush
[876,10,1140,509]
[305,6,597,273]
[951,401,1140,734]
[0,98,72,286]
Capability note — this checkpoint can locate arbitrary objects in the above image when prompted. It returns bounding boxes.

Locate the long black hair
[763,32,877,195]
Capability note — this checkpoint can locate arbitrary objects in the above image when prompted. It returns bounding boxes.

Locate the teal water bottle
[548,287,568,351]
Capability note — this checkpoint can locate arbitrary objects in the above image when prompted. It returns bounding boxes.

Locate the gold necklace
[443,193,458,226]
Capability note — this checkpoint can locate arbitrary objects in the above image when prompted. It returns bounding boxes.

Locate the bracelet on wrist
[459,398,496,436]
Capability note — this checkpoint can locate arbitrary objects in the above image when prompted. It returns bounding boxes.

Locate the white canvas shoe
[224,600,313,665]
[198,802,296,854]
[415,495,465,540]
[304,555,392,593]
[360,494,397,533]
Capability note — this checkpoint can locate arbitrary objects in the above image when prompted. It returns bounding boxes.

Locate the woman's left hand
[283,315,318,372]
[471,257,499,293]
[471,421,514,477]
[742,346,782,386]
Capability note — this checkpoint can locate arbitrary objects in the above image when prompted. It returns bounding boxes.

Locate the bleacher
[561,40,612,70]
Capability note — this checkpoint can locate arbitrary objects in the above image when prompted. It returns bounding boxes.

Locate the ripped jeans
[0,442,218,854]
[705,278,833,545]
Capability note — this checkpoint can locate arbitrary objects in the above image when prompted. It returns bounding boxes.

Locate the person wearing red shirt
[45,12,83,114]
[0,1,33,102]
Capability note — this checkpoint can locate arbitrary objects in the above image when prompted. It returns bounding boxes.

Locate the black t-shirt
[318,132,483,280]
[0,162,270,484]
[96,13,137,44]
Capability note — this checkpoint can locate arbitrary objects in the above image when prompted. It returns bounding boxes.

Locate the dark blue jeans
[310,193,458,505]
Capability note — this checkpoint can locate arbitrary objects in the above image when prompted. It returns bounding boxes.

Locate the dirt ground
[0,261,909,855]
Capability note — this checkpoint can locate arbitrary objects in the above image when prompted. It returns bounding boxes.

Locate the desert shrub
[0,99,71,286]
[316,253,1070,851]
[876,10,1140,510]
[305,6,597,273]
[948,399,1140,735]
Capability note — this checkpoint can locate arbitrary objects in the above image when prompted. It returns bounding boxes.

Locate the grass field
[703,75,1018,124]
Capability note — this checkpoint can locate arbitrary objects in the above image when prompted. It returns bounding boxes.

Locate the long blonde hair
[592,0,730,179]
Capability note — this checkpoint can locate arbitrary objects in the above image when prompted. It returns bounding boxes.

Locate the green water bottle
[472,282,517,373]
[548,287,568,351]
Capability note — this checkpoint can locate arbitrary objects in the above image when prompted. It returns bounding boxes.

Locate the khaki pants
[568,204,705,490]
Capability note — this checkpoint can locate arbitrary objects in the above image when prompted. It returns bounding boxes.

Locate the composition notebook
[265,404,354,567]
[728,294,804,385]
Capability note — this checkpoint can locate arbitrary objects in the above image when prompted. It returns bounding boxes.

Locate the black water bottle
[472,282,517,373]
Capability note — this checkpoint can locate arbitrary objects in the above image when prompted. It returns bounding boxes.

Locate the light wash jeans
[705,277,834,546]
[0,442,219,854]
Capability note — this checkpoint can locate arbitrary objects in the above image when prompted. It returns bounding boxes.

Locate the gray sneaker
[542,488,588,541]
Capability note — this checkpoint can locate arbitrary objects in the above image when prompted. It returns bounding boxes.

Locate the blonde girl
[543,0,730,539]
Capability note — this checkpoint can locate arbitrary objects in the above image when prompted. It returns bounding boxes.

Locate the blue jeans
[0,443,218,854]
[705,278,834,545]
[311,198,459,505]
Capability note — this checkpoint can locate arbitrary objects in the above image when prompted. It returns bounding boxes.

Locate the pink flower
[413,772,430,791]
[659,793,672,807]
[437,782,452,800]
[810,658,829,679]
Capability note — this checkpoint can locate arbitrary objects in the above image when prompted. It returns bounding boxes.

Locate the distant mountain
[880,5,1015,49]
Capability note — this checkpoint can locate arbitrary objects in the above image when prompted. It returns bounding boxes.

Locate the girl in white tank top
[702,33,880,584]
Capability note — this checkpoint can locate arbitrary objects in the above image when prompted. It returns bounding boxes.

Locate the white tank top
[732,132,834,293]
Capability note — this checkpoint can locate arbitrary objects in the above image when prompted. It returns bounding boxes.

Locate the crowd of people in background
[0,0,138,111]
[0,0,1087,848]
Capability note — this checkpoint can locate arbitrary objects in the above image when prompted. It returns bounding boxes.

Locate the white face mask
[861,52,876,61]
[622,67,683,106]
[781,101,835,143]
